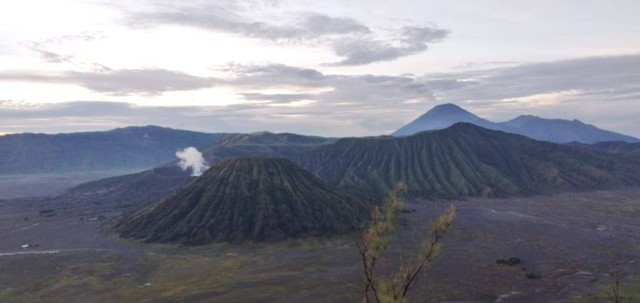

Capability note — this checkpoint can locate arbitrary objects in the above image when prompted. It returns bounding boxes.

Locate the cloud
[126,2,446,65]
[0,68,215,95]
[0,64,434,137]
[240,92,314,103]
[223,64,326,88]
[24,33,104,63]
[329,26,449,66]
[426,54,640,103]
[132,4,370,41]
[422,54,640,136]
[222,63,434,106]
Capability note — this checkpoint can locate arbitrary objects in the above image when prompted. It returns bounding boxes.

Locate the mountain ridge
[296,122,640,200]
[0,125,227,175]
[392,103,639,144]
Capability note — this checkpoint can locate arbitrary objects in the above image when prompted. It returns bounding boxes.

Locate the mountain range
[296,123,640,200]
[392,103,639,144]
[73,123,640,212]
[67,131,334,208]
[0,126,226,175]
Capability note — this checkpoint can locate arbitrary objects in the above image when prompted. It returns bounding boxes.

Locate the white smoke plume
[175,147,209,177]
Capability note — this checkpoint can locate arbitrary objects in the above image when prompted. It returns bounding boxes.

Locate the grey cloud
[33,49,72,63]
[427,54,640,102]
[224,64,326,87]
[421,54,640,137]
[426,79,477,91]
[25,33,104,63]
[68,69,214,95]
[127,2,445,65]
[24,42,73,64]
[329,26,449,66]
[240,93,313,103]
[300,14,371,36]
[0,63,436,136]
[0,68,215,95]
[223,63,433,106]
[133,4,369,42]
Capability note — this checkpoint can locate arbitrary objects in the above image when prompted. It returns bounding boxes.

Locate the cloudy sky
[0,0,639,137]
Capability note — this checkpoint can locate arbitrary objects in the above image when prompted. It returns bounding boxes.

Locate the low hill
[66,165,194,210]
[116,158,362,244]
[296,123,640,200]
[0,126,226,175]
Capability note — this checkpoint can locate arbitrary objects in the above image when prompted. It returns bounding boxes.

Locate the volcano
[116,157,362,244]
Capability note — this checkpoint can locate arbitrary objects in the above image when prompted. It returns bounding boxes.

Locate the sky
[0,0,639,137]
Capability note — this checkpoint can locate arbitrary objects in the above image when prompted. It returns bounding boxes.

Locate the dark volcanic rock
[116,158,362,245]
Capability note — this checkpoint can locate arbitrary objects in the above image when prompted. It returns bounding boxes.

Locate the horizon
[1,102,639,140]
[0,1,639,137]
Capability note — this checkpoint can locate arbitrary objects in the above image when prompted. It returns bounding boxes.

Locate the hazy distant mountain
[392,104,639,144]
[502,115,640,144]
[0,126,226,175]
[202,131,334,163]
[116,158,362,245]
[392,103,502,136]
[296,123,640,200]
[68,131,334,208]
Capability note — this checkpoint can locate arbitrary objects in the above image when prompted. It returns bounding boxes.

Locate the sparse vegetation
[605,260,634,303]
[356,183,456,302]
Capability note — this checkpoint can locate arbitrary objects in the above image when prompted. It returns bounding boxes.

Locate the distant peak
[429,103,466,112]
[511,114,539,121]
[422,103,478,118]
[250,131,274,136]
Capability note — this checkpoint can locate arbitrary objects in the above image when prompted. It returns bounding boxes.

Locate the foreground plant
[356,183,456,303]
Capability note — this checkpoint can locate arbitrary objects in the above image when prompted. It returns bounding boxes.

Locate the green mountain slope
[295,123,640,200]
[116,158,362,245]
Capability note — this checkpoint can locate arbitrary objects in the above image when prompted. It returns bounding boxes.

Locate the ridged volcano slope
[116,158,362,244]
[295,123,640,200]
